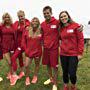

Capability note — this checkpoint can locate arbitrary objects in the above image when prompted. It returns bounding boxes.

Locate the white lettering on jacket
[51,25,56,29]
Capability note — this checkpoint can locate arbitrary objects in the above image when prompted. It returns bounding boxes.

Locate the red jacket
[0,25,3,59]
[21,30,42,58]
[41,17,59,49]
[1,24,16,52]
[14,19,30,48]
[60,22,84,56]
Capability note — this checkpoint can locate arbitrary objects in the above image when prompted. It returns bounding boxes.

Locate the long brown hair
[59,11,74,28]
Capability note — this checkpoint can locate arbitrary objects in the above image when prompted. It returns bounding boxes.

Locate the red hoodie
[0,25,3,59]
[21,30,42,58]
[14,19,30,48]
[60,22,84,56]
[41,17,59,49]
[1,24,16,53]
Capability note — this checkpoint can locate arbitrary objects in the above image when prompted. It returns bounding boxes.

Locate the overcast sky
[0,0,90,24]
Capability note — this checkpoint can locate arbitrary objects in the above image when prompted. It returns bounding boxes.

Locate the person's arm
[40,27,44,46]
[77,24,83,32]
[21,31,27,51]
[75,28,84,60]
[58,27,62,46]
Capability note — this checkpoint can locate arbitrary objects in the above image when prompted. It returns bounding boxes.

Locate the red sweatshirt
[1,24,16,52]
[14,19,30,48]
[21,30,42,58]
[41,17,59,49]
[60,22,84,56]
[0,25,3,59]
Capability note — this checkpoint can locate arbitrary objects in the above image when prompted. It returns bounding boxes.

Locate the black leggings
[60,55,78,84]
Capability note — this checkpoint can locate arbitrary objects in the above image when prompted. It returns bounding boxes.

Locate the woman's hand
[77,24,83,32]
[78,55,83,61]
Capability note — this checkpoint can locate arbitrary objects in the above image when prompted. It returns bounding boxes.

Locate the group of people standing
[0,6,84,90]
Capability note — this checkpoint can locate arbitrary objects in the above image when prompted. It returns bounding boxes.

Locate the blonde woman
[10,10,30,86]
[1,13,15,79]
[22,17,42,85]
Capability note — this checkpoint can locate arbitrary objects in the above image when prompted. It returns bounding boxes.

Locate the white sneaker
[44,79,51,85]
[52,85,57,90]
[0,77,3,82]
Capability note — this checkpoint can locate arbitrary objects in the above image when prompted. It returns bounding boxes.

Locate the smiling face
[31,17,40,29]
[59,12,69,24]
[17,11,25,23]
[3,13,12,25]
[43,9,52,22]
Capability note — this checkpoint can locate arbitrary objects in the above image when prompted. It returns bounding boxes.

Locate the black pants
[60,55,78,84]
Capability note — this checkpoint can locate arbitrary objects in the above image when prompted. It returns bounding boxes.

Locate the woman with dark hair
[59,11,84,90]
[22,17,42,85]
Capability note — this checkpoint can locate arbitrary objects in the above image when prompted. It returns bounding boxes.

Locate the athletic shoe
[19,71,25,79]
[63,85,69,90]
[71,85,77,90]
[10,75,19,86]
[44,79,52,85]
[52,85,57,90]
[0,77,3,82]
[31,75,38,84]
[25,77,30,86]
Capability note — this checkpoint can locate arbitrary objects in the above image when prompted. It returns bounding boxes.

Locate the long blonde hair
[2,12,13,25]
[28,17,41,37]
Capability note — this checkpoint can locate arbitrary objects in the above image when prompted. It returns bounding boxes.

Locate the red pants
[11,48,24,71]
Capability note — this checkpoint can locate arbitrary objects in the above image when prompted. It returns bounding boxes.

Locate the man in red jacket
[10,10,30,86]
[41,6,59,90]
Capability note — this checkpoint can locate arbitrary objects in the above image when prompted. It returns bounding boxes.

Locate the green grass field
[0,46,90,90]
